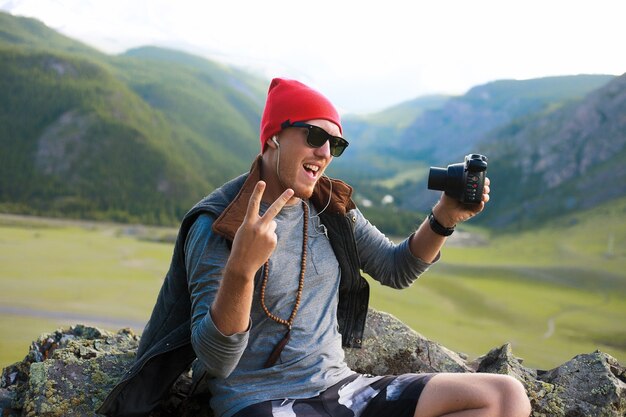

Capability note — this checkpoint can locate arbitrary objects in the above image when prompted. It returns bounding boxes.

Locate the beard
[280,174,316,201]
[292,182,316,200]
[275,158,321,201]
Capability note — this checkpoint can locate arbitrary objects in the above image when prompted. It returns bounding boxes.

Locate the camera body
[428,154,488,204]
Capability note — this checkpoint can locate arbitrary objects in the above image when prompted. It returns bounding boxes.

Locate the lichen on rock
[1,324,139,417]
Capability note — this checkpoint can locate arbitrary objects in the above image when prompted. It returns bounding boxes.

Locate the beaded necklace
[260,200,308,368]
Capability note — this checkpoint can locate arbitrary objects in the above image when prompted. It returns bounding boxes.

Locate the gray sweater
[185,201,433,417]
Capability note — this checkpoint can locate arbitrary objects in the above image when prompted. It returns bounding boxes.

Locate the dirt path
[541,292,611,340]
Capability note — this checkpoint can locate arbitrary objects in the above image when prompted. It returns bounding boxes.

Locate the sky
[1,0,625,114]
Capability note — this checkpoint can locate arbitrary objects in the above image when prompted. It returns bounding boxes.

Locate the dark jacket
[97,156,370,416]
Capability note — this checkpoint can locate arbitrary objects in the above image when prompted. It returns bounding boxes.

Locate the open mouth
[303,163,320,179]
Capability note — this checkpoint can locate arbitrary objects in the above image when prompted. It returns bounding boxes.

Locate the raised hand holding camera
[426,154,490,233]
[428,154,488,204]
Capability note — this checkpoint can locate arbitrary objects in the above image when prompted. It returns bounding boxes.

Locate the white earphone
[272,136,279,147]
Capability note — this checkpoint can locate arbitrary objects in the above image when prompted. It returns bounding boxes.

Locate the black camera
[428,154,488,204]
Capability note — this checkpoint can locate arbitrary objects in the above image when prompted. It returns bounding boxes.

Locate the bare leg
[414,373,531,417]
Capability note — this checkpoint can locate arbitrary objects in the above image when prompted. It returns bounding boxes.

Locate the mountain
[478,73,626,228]
[331,75,618,231]
[388,73,625,229]
[0,12,266,224]
[393,76,616,164]
[330,95,449,181]
[117,46,267,157]
[0,11,102,58]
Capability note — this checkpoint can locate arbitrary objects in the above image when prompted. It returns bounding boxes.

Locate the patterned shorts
[232,373,434,417]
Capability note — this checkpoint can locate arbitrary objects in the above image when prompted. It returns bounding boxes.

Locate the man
[98,78,531,417]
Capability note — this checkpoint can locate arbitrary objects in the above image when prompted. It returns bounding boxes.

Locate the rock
[535,351,626,417]
[1,325,139,417]
[344,309,472,374]
[474,343,565,416]
[1,310,625,417]
[0,386,20,417]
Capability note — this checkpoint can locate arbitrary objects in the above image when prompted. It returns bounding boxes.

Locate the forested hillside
[0,12,265,224]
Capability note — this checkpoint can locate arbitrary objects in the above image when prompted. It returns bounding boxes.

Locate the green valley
[1,198,624,369]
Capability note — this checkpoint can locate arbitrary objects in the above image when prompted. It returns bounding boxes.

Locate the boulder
[1,325,138,417]
[1,310,625,417]
[345,307,471,374]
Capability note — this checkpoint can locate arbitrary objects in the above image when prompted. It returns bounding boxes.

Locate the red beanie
[260,78,342,152]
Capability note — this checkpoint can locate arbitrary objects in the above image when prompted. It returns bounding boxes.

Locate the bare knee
[496,375,532,417]
[477,374,532,417]
[415,373,531,417]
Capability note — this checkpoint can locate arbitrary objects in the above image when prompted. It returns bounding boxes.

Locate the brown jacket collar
[212,154,355,241]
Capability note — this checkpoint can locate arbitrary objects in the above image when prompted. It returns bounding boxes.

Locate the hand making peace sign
[228,181,295,279]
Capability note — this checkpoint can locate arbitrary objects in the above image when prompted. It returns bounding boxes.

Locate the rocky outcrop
[0,325,138,417]
[2,310,625,417]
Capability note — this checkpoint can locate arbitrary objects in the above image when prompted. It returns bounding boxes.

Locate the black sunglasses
[281,121,349,157]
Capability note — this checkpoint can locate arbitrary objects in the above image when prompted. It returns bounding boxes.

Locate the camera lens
[428,167,448,191]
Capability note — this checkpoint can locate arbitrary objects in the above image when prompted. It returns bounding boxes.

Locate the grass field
[370,198,626,369]
[0,215,171,367]
[1,199,625,370]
